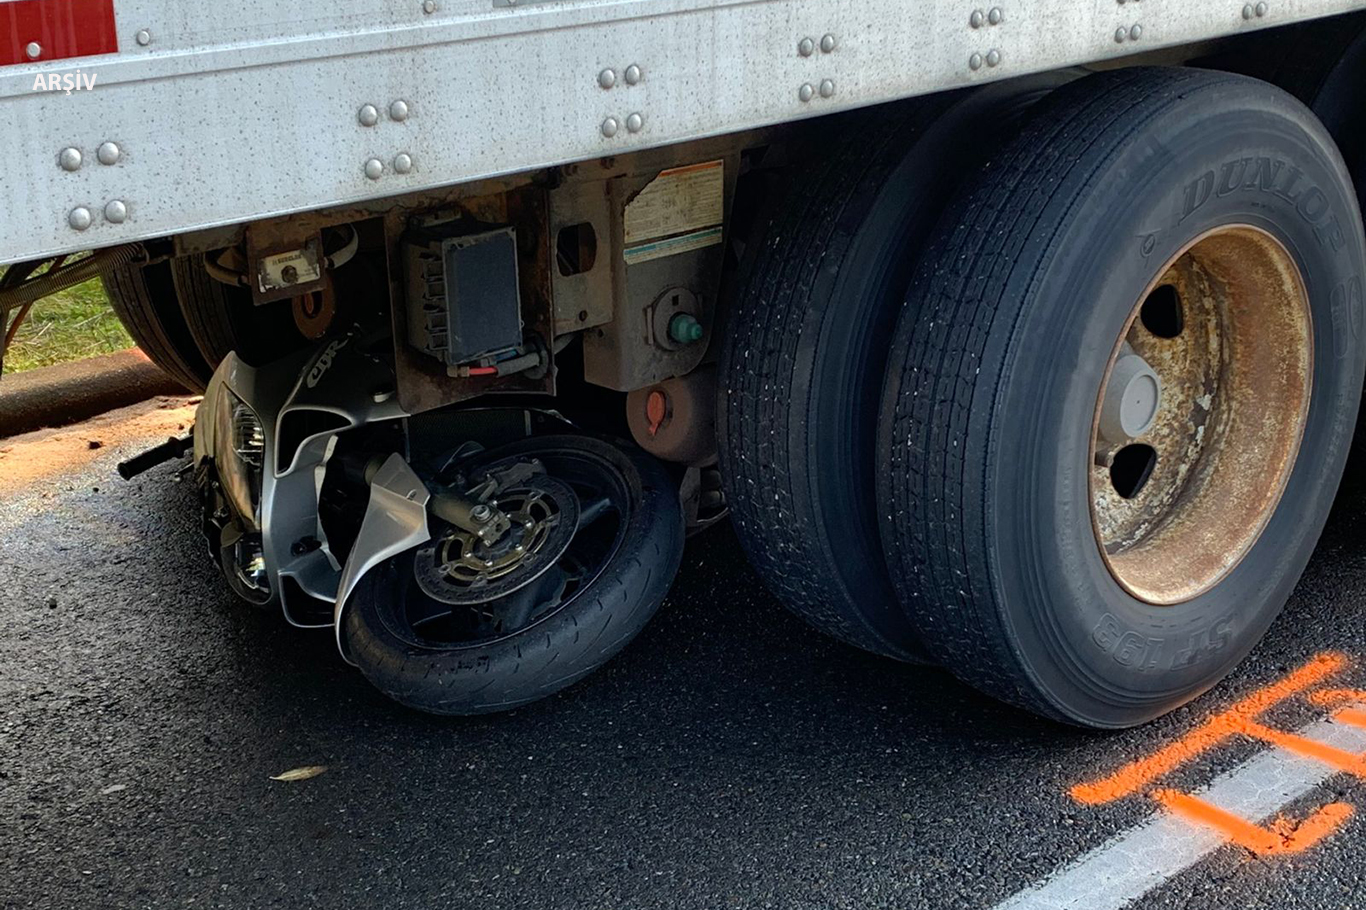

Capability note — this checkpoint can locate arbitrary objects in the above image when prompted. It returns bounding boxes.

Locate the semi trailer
[4,0,1366,726]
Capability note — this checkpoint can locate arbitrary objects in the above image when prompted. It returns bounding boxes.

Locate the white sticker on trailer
[623,159,725,248]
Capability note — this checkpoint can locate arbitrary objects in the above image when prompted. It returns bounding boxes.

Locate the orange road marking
[1304,692,1366,730]
[1004,712,1366,910]
[1239,720,1366,776]
[1153,789,1353,856]
[1308,688,1366,707]
[1071,652,1348,805]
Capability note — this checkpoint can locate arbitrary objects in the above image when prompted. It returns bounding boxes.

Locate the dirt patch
[0,396,199,497]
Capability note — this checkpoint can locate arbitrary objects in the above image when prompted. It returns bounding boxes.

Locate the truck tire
[170,253,302,368]
[1204,14,1366,472]
[1202,12,1366,179]
[878,68,1366,727]
[344,435,684,715]
[102,261,214,392]
[717,75,1071,661]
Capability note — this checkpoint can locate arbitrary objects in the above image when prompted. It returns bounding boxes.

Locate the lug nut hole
[1140,284,1184,338]
[1110,443,1157,499]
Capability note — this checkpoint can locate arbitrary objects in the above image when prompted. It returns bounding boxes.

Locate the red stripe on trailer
[1,0,118,67]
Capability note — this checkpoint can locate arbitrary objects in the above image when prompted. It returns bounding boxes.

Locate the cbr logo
[306,338,350,388]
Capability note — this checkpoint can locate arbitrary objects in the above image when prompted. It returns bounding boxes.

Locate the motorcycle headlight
[214,390,265,529]
[232,399,265,468]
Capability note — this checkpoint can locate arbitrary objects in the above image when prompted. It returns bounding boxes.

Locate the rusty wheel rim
[1088,225,1312,605]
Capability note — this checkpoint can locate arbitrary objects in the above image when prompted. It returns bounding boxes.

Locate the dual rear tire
[722,67,1366,727]
[103,259,213,392]
[105,254,302,392]
[718,73,1073,663]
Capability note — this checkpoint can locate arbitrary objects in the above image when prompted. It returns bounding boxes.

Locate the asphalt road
[6,406,1366,910]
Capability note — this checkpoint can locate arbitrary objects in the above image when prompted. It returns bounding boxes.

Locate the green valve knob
[668,313,704,345]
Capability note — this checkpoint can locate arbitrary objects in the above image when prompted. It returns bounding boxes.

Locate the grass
[2,276,133,374]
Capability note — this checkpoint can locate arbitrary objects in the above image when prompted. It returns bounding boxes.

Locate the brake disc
[413,472,579,605]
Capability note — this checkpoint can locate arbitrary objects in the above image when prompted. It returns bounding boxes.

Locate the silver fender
[332,453,431,662]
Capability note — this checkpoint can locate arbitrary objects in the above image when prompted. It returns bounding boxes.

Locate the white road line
[991,715,1366,910]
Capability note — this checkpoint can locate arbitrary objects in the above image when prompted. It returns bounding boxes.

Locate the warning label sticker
[623,159,725,257]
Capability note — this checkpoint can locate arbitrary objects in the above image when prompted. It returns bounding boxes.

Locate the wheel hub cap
[1098,345,1163,444]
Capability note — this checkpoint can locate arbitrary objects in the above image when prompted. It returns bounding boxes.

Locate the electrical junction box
[403,225,523,367]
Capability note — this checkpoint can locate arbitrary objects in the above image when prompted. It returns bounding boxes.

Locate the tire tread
[880,68,1232,719]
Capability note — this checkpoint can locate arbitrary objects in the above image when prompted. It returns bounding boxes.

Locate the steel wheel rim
[1088,225,1313,605]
